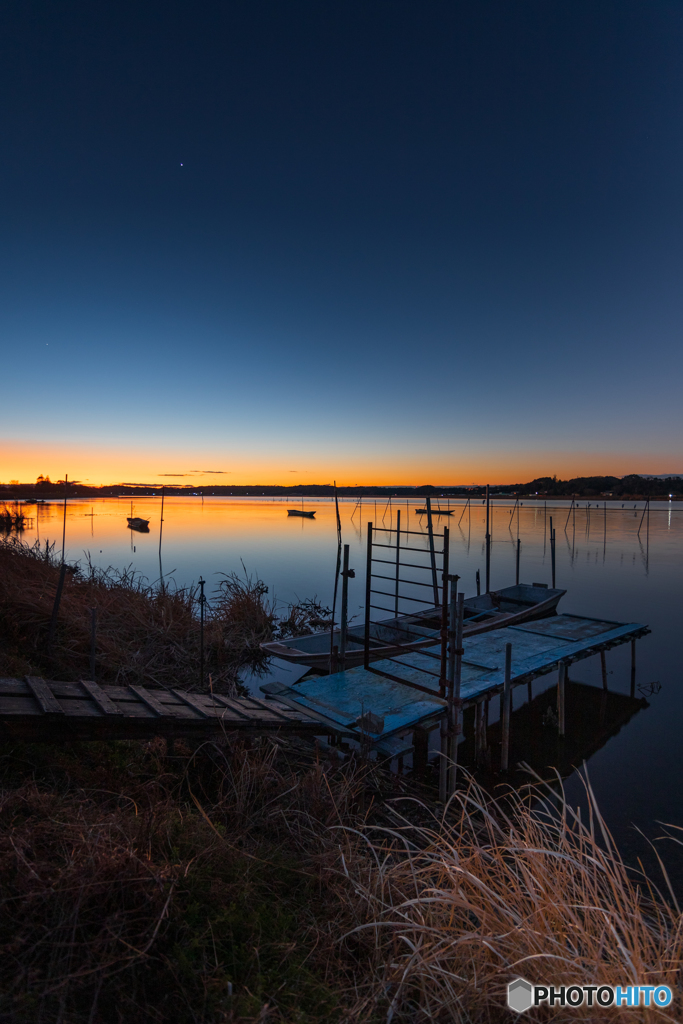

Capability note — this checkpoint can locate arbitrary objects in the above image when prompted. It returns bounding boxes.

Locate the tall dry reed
[337,769,683,1022]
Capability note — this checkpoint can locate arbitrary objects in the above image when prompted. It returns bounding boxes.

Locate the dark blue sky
[2,0,682,483]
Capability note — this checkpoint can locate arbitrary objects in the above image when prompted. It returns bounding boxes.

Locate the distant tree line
[516,475,683,498]
[1,474,681,500]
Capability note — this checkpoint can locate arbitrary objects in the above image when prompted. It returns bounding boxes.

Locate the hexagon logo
[507,977,534,1013]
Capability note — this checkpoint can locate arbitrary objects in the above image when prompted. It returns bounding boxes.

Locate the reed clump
[0,538,327,691]
[339,771,683,1022]
[0,504,27,534]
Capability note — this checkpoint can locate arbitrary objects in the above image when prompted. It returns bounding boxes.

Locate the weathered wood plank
[206,694,252,718]
[25,676,64,715]
[80,679,123,716]
[169,689,219,718]
[127,685,187,718]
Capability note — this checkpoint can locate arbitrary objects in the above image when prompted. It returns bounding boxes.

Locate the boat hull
[261,584,566,670]
[287,509,316,518]
[127,517,150,531]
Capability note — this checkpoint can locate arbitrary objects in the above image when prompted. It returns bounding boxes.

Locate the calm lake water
[15,494,683,870]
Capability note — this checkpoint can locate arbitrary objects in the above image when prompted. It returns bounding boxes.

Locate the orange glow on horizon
[1,439,679,487]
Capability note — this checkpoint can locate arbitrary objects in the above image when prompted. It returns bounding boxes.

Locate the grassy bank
[0,537,327,691]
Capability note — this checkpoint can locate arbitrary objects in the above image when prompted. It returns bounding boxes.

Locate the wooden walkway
[0,677,323,743]
[263,613,650,758]
[0,615,650,757]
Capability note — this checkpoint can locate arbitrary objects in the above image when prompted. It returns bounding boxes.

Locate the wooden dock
[0,614,650,767]
[263,613,650,760]
[0,677,323,743]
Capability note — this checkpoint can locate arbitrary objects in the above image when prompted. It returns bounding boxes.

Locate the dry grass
[0,538,327,692]
[339,770,683,1022]
[0,736,377,1023]
[0,738,680,1022]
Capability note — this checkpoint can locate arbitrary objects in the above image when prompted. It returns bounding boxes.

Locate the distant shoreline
[2,473,683,501]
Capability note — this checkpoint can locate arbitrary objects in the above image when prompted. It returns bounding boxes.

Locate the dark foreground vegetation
[0,540,681,1022]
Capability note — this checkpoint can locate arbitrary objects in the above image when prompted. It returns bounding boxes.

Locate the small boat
[127,517,150,531]
[261,583,566,670]
[415,507,453,515]
[287,509,316,518]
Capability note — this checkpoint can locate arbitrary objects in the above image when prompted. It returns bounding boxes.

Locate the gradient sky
[2,0,683,486]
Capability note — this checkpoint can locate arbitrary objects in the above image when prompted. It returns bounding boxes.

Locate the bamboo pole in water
[485,485,491,593]
[158,486,165,586]
[425,496,439,606]
[329,483,342,671]
[394,510,401,617]
[48,475,69,652]
[340,545,350,668]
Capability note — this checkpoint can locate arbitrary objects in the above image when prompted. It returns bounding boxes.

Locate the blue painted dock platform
[262,613,650,758]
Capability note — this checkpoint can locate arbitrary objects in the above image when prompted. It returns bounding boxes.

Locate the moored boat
[287,509,316,518]
[261,583,566,669]
[127,516,150,531]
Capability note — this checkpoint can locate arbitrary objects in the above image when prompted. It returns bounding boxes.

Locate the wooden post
[630,639,636,698]
[158,485,165,587]
[89,607,97,680]
[425,497,439,606]
[340,544,350,666]
[394,510,401,617]
[439,573,458,797]
[446,575,457,698]
[637,498,650,537]
[485,485,491,592]
[364,523,373,669]
[61,474,68,563]
[329,485,342,671]
[476,569,481,595]
[515,537,520,585]
[448,590,464,796]
[600,650,608,691]
[199,577,205,687]
[458,497,470,526]
[501,642,512,772]
[549,521,556,588]
[439,529,450,696]
[558,660,566,736]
